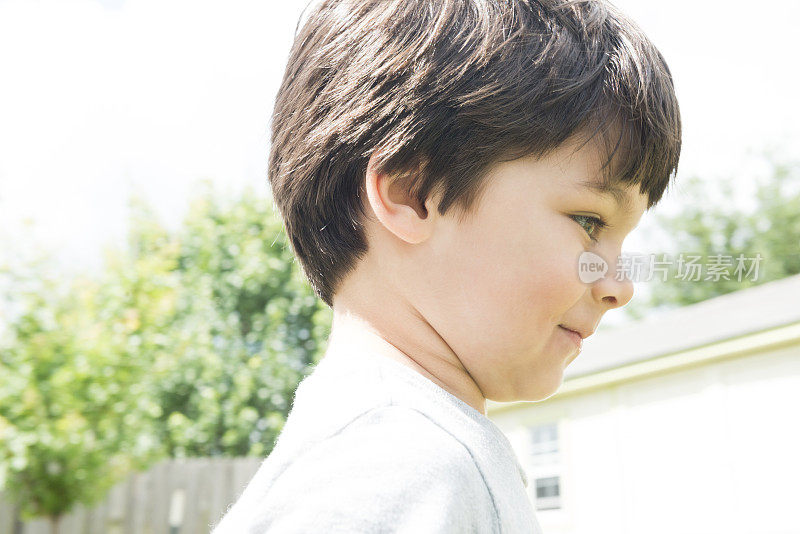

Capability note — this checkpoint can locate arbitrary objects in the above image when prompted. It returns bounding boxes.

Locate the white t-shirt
[210,343,542,533]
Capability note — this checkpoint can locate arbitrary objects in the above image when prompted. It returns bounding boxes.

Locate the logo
[578,251,608,283]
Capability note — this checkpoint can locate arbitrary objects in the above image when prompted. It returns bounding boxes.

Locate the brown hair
[269,0,682,307]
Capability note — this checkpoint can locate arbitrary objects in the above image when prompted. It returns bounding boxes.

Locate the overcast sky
[1,0,798,289]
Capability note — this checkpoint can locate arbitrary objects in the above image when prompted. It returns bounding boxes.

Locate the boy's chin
[490,371,565,403]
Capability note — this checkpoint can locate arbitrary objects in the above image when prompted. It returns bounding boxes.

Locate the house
[487,274,800,534]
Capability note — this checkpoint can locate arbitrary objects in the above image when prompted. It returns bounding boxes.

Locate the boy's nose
[590,255,635,309]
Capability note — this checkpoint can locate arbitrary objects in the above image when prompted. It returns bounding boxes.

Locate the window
[529,422,559,458]
[534,476,561,511]
[527,422,562,511]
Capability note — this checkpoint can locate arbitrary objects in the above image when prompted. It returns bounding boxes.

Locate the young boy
[213,0,681,531]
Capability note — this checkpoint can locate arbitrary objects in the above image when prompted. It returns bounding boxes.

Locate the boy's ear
[364,152,438,245]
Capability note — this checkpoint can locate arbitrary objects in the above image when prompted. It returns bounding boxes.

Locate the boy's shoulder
[265,348,495,485]
[212,350,542,533]
[278,405,496,504]
[212,404,501,533]
[267,403,500,530]
[301,402,489,482]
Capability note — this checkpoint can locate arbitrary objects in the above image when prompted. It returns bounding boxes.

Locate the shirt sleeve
[251,405,500,534]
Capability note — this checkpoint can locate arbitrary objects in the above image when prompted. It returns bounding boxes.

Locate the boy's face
[406,138,649,402]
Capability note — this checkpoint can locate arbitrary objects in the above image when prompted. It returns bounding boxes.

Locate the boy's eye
[570,214,608,243]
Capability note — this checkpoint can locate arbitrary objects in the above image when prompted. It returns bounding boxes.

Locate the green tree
[114,188,331,457]
[0,259,165,532]
[624,156,800,316]
[0,186,332,529]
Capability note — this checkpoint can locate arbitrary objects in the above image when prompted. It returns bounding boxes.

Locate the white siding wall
[491,343,800,534]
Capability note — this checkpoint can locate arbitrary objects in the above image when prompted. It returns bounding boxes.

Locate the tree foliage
[122,188,332,458]
[624,156,800,316]
[0,260,164,523]
[0,186,331,524]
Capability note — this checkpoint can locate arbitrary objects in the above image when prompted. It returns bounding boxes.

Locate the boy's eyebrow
[576,179,634,214]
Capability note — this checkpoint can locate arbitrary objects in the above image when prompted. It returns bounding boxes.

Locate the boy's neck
[325,304,488,416]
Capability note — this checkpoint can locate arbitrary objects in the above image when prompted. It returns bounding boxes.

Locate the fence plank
[128,471,147,534]
[144,460,166,534]
[59,509,79,534]
[180,460,198,534]
[71,503,88,534]
[192,459,212,534]
[23,516,48,534]
[106,477,127,534]
[168,459,187,534]
[0,492,13,534]
[1,457,268,534]
[206,460,230,532]
[86,494,107,534]
[231,458,256,505]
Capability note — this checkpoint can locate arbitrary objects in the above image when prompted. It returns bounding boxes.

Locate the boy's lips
[558,325,584,349]
[558,324,594,340]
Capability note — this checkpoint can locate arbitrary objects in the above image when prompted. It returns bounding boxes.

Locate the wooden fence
[0,457,263,534]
